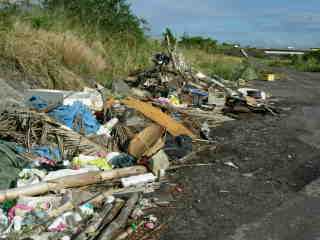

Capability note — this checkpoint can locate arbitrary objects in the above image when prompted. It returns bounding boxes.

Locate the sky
[128,0,320,49]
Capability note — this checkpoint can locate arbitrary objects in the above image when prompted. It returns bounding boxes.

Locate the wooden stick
[74,203,113,240]
[0,166,147,202]
[92,199,126,240]
[98,199,126,231]
[168,163,215,170]
[98,193,140,240]
[175,145,213,163]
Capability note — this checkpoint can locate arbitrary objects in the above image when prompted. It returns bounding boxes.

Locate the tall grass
[0,3,163,89]
[0,22,109,89]
[0,20,165,89]
[0,3,247,89]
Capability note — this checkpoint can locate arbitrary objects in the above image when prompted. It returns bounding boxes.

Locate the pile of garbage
[0,45,277,240]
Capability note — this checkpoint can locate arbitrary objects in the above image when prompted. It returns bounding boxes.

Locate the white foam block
[121,173,157,187]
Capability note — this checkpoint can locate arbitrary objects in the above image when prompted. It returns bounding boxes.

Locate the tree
[163,27,177,46]
[43,0,145,39]
[179,34,217,53]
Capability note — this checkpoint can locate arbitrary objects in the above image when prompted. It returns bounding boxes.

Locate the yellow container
[267,74,275,81]
[262,73,276,81]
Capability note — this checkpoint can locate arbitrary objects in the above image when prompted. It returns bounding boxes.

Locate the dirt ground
[160,69,320,240]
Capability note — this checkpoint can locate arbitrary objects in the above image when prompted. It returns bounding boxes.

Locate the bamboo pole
[0,166,147,202]
[74,203,114,240]
[98,193,140,240]
[48,183,152,223]
[97,199,125,232]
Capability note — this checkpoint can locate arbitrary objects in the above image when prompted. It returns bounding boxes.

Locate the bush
[0,0,161,87]
[292,52,320,72]
[179,34,217,53]
[43,0,146,41]
[296,57,320,72]
[182,48,244,80]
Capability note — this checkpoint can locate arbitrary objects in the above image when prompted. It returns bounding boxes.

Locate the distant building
[264,49,306,56]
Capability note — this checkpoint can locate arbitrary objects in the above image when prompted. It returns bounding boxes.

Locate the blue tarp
[48,102,100,135]
[32,146,62,162]
[28,96,100,135]
[14,144,61,162]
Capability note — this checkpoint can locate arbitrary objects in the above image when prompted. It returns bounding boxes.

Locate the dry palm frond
[111,124,133,151]
[0,110,106,157]
[88,134,120,153]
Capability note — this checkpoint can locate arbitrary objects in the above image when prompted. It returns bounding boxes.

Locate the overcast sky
[128,0,320,48]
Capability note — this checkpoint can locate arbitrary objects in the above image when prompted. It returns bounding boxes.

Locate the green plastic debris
[130,223,138,232]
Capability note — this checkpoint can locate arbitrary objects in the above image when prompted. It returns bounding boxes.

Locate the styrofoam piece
[63,87,103,111]
[25,88,104,111]
[121,173,157,187]
[43,168,98,181]
[24,89,70,107]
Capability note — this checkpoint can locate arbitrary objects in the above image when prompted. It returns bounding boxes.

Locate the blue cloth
[48,102,100,135]
[32,146,62,162]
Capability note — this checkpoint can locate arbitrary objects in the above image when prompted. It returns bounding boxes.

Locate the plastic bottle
[97,118,119,136]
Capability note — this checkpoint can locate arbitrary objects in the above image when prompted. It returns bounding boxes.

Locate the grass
[182,48,245,80]
[0,22,108,89]
[0,20,165,89]
[0,5,249,90]
[266,59,292,68]
[294,56,320,72]
[263,55,320,73]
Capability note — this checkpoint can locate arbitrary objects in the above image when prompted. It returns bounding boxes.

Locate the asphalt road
[161,69,320,240]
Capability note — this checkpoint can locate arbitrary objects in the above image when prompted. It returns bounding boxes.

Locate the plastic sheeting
[28,96,101,136]
[32,146,62,162]
[48,102,100,135]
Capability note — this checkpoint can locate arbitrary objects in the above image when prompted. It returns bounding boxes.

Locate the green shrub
[43,0,146,41]
[296,57,320,72]
[292,52,320,72]
[179,34,217,53]
[182,49,244,81]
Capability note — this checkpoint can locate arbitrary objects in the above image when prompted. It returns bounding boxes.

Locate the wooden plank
[122,97,197,139]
